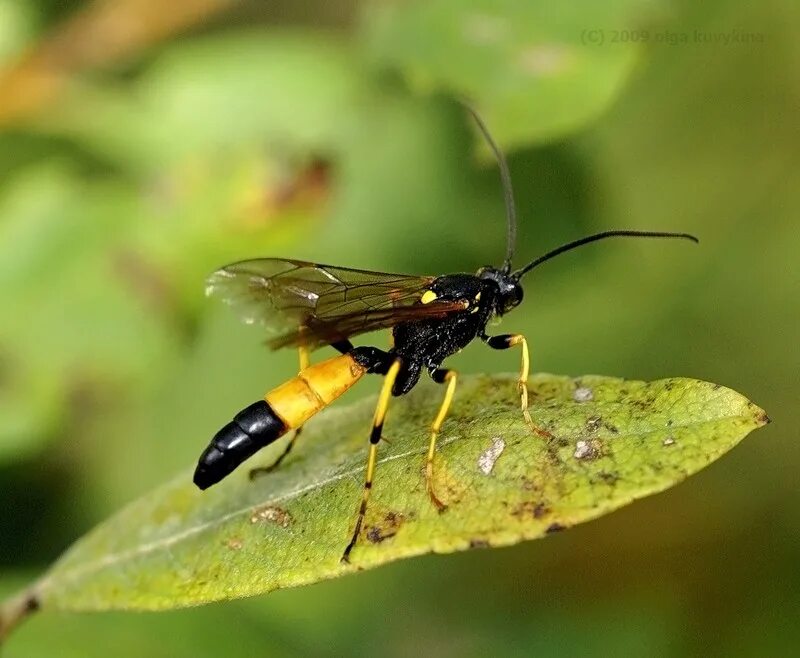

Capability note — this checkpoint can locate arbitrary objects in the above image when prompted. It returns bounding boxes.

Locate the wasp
[193,108,698,562]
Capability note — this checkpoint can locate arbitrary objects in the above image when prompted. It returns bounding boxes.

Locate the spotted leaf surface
[29,374,767,611]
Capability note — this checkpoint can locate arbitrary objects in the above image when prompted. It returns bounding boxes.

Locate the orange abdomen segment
[265,353,366,429]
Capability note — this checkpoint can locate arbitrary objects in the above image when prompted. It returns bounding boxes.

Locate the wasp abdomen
[193,400,287,490]
[194,353,368,491]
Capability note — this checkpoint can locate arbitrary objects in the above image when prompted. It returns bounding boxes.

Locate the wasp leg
[484,333,552,438]
[426,368,457,511]
[249,345,313,479]
[341,357,403,563]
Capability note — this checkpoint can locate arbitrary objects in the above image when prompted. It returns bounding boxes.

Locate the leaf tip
[746,398,770,427]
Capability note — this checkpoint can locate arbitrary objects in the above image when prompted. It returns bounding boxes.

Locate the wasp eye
[500,285,523,313]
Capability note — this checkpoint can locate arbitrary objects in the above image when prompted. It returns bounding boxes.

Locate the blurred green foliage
[0,0,797,655]
[364,0,655,146]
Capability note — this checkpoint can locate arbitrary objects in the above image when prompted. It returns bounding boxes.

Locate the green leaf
[0,0,35,66]
[362,0,661,147]
[50,30,364,170]
[13,373,767,616]
[0,164,176,461]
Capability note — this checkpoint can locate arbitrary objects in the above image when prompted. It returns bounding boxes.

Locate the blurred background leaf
[363,0,661,148]
[0,0,796,655]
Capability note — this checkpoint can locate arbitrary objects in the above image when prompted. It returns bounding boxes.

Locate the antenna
[466,105,517,274]
[512,230,699,280]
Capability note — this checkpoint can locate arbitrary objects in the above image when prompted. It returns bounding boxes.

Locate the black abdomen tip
[194,401,286,490]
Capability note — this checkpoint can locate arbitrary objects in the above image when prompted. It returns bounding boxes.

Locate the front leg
[483,333,551,438]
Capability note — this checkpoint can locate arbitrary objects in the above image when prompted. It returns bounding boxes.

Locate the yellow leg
[298,344,310,371]
[249,345,312,479]
[486,333,551,438]
[426,368,457,511]
[342,357,403,563]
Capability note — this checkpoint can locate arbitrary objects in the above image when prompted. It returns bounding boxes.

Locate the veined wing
[206,258,465,350]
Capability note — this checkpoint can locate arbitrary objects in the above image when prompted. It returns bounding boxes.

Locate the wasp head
[477,266,523,315]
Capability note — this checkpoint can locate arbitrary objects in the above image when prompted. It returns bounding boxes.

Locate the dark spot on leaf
[249,506,292,528]
[366,511,405,544]
[603,422,619,434]
[21,593,40,614]
[758,412,771,425]
[511,501,551,520]
[546,523,566,534]
[469,538,490,549]
[366,527,393,543]
[598,471,619,485]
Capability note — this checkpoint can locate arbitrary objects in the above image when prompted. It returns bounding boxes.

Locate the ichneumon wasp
[193,107,698,562]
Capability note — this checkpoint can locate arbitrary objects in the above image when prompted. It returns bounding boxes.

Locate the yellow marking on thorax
[420,290,438,304]
[266,354,366,429]
[468,291,481,312]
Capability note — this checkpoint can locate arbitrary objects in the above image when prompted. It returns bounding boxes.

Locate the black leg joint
[352,346,394,374]
[369,421,383,445]
[430,367,451,384]
[486,334,513,350]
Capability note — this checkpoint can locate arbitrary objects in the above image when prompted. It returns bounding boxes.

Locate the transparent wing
[206,258,465,350]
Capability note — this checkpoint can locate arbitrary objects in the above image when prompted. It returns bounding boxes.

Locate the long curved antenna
[466,106,517,274]
[512,230,699,280]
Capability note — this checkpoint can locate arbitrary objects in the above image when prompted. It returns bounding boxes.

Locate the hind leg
[341,358,403,563]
